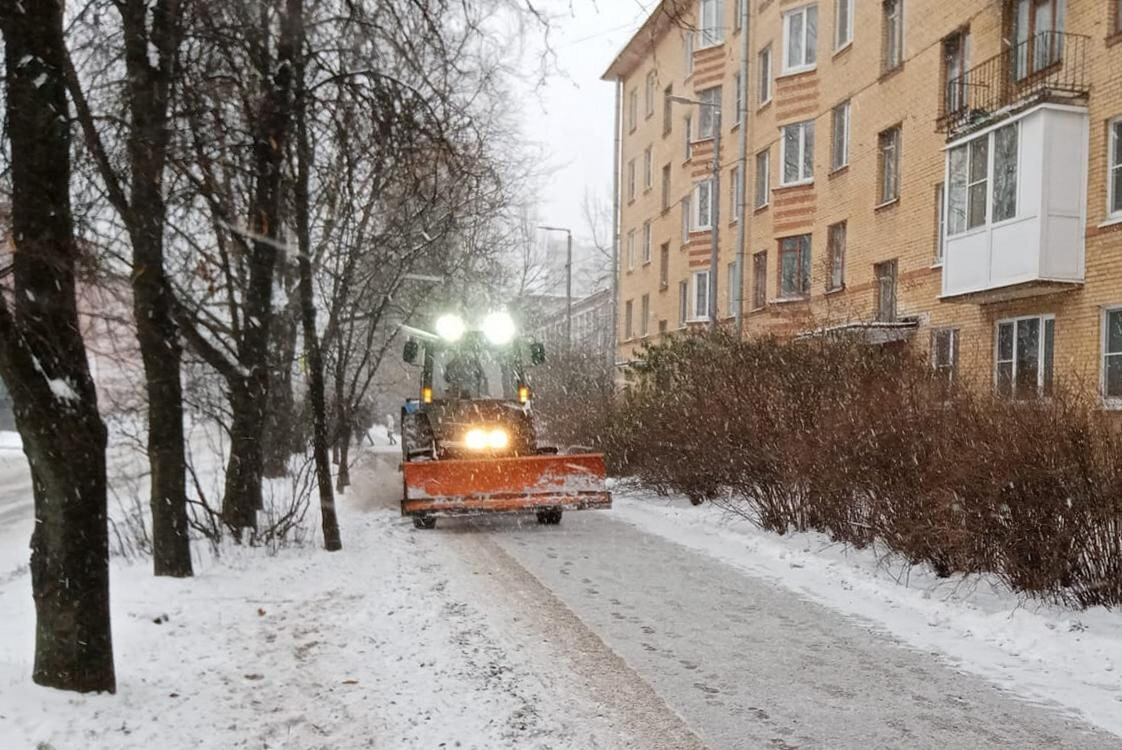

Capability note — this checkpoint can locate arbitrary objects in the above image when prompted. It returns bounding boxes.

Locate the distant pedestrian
[385,413,396,445]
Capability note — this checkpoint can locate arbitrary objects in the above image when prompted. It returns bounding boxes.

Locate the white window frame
[878,125,901,204]
[684,30,696,74]
[758,45,773,105]
[730,165,743,222]
[692,180,714,231]
[628,89,638,132]
[645,71,656,118]
[684,114,693,159]
[689,269,711,322]
[733,73,743,125]
[681,197,691,243]
[883,0,904,71]
[780,120,815,186]
[835,0,854,50]
[782,4,818,75]
[831,100,850,171]
[642,221,652,264]
[678,279,689,326]
[934,182,945,265]
[627,229,636,270]
[640,294,650,336]
[643,146,653,190]
[946,121,1020,237]
[698,0,724,48]
[994,313,1055,399]
[697,86,721,139]
[826,221,845,291]
[755,149,770,208]
[1109,117,1122,220]
[1103,304,1122,407]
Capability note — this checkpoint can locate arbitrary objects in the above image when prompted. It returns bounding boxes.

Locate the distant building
[527,288,614,361]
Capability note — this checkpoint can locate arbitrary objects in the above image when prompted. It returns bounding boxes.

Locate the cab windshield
[432,344,518,400]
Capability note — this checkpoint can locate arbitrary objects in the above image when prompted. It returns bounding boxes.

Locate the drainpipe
[734,0,751,337]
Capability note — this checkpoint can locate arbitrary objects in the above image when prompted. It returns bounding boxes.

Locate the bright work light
[435,313,465,342]
[464,426,509,451]
[481,310,516,345]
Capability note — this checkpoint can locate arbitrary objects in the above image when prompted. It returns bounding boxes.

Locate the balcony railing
[937,31,1089,134]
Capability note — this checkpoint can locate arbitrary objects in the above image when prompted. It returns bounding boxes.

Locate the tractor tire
[413,515,437,530]
[536,509,563,525]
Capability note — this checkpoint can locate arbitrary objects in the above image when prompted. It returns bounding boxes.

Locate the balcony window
[942,30,970,118]
[692,269,711,321]
[693,180,714,230]
[783,5,818,74]
[752,251,768,309]
[1104,307,1122,403]
[755,149,770,207]
[878,126,901,204]
[835,0,853,49]
[947,123,1019,235]
[1011,0,1065,81]
[827,221,845,291]
[996,315,1054,398]
[882,0,903,72]
[831,100,850,171]
[758,45,772,104]
[698,0,724,47]
[932,328,959,393]
[1110,118,1122,219]
[875,259,898,322]
[779,234,811,298]
[781,120,814,185]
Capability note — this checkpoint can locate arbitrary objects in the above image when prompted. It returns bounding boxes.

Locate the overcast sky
[517,1,653,242]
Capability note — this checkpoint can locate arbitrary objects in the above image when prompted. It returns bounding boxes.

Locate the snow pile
[612,488,1122,738]
[0,495,629,749]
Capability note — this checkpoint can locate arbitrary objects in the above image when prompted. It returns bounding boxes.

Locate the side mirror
[403,339,419,365]
[529,342,546,366]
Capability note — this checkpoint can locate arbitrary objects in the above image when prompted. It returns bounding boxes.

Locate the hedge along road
[358,451,1122,750]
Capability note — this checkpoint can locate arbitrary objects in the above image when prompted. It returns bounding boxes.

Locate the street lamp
[667,94,720,330]
[538,225,573,352]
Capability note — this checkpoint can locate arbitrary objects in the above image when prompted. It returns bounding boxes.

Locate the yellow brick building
[605,0,1122,403]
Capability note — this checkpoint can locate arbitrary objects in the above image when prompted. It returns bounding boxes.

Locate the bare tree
[0,1,115,692]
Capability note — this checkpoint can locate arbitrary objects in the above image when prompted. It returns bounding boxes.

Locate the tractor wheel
[536,509,563,525]
[413,515,437,530]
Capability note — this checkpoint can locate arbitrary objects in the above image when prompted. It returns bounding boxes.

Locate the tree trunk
[0,4,115,692]
[262,303,298,478]
[336,422,352,494]
[223,382,268,535]
[294,45,341,550]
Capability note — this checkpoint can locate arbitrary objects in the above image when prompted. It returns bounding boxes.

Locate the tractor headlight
[481,310,516,346]
[464,427,510,451]
[435,313,465,342]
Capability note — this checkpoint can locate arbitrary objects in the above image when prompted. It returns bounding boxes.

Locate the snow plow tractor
[399,311,611,529]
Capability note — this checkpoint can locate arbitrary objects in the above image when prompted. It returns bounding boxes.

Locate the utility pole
[734,0,752,336]
[538,225,573,353]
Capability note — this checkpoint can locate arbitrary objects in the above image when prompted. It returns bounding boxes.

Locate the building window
[878,126,900,204]
[684,114,693,158]
[758,45,772,104]
[1109,117,1122,219]
[831,100,850,171]
[1010,0,1065,81]
[752,251,768,309]
[645,71,656,117]
[640,294,650,336]
[778,234,811,298]
[727,261,737,313]
[642,221,652,263]
[932,328,959,395]
[934,182,945,264]
[882,0,903,72]
[660,242,670,289]
[826,221,845,291]
[627,159,636,202]
[693,180,714,230]
[661,164,672,211]
[627,230,636,270]
[947,122,1018,235]
[874,259,897,322]
[697,87,721,138]
[942,29,970,118]
[663,85,674,134]
[1104,307,1122,403]
[730,165,743,221]
[643,146,653,190]
[736,0,746,30]
[681,197,691,243]
[755,149,770,207]
[780,120,814,185]
[698,0,724,47]
[624,299,634,340]
[684,30,696,74]
[628,89,638,132]
[733,73,744,125]
[783,5,818,74]
[692,269,711,320]
[678,280,688,325]
[835,0,853,49]
[996,315,1055,399]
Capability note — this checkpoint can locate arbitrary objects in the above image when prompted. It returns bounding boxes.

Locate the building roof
[601,0,691,81]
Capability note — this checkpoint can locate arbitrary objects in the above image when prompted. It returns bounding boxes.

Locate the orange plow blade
[401,453,611,517]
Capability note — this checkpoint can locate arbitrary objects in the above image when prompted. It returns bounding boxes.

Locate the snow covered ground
[610,488,1122,739]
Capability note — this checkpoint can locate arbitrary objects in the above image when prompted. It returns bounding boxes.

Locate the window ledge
[754,203,770,214]
[1097,215,1122,229]
[775,179,814,191]
[824,285,846,295]
[874,197,900,212]
[695,40,726,53]
[1104,398,1122,411]
[1107,30,1122,48]
[832,41,853,58]
[757,98,773,113]
[930,261,944,270]
[778,65,817,80]
[828,164,850,178]
[879,64,904,83]
[771,295,809,305]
